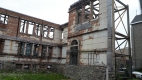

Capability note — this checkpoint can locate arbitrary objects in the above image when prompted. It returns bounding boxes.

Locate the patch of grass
[0,72,70,80]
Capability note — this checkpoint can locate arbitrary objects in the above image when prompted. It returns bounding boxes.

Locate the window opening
[71,40,78,45]
[61,32,63,39]
[25,43,32,56]
[35,23,41,36]
[20,20,27,33]
[48,46,53,58]
[0,14,8,24]
[41,45,47,57]
[33,64,37,70]
[47,65,51,69]
[0,39,4,53]
[77,9,82,24]
[43,25,48,38]
[18,42,25,56]
[70,40,78,65]
[85,5,90,21]
[40,65,45,69]
[49,27,54,38]
[33,44,39,56]
[28,22,34,35]
[93,1,99,19]
[24,64,30,69]
[76,0,99,24]
[16,64,22,69]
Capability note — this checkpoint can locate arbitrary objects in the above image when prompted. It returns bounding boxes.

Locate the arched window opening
[70,40,78,65]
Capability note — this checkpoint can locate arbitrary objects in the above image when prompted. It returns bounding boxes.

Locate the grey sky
[0,0,141,24]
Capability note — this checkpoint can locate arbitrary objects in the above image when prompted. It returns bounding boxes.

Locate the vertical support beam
[82,4,85,23]
[23,43,26,56]
[127,5,132,78]
[60,47,62,58]
[107,0,115,79]
[90,1,93,20]
[107,0,114,69]
[30,64,32,70]
[22,64,24,70]
[26,21,29,34]
[31,44,34,56]
[33,23,36,35]
[76,9,79,24]
[40,24,43,41]
[88,53,89,65]
[48,26,51,38]
[46,46,49,57]
[93,52,94,65]
[16,17,20,38]
[131,23,136,69]
[38,45,42,57]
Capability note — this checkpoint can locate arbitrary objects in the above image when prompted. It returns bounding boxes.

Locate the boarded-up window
[0,39,4,53]
[43,25,48,38]
[49,27,54,39]
[33,44,39,56]
[20,20,27,33]
[25,43,32,56]
[41,45,47,57]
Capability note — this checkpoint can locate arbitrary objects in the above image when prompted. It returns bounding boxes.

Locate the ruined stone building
[0,8,66,70]
[0,0,108,69]
[0,0,130,79]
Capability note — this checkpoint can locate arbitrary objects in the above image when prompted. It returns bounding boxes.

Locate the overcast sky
[0,0,141,24]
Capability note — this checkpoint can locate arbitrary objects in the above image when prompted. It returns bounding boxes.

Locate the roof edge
[131,20,142,25]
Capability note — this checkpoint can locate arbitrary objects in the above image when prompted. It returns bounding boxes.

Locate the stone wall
[132,23,142,69]
[0,62,15,71]
[55,65,107,80]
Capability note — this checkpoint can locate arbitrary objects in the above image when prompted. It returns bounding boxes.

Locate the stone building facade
[0,7,65,70]
[0,0,126,79]
[131,14,142,69]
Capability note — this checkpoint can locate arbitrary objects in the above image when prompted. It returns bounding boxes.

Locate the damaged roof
[69,0,96,11]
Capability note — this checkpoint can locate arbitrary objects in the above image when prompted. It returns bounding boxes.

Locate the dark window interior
[70,40,78,65]
[48,46,53,58]
[33,44,39,56]
[41,45,47,57]
[25,43,32,56]
[0,39,4,53]
[16,64,22,69]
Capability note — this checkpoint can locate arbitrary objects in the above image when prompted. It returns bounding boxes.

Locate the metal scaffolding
[114,0,132,78]
[106,0,131,79]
